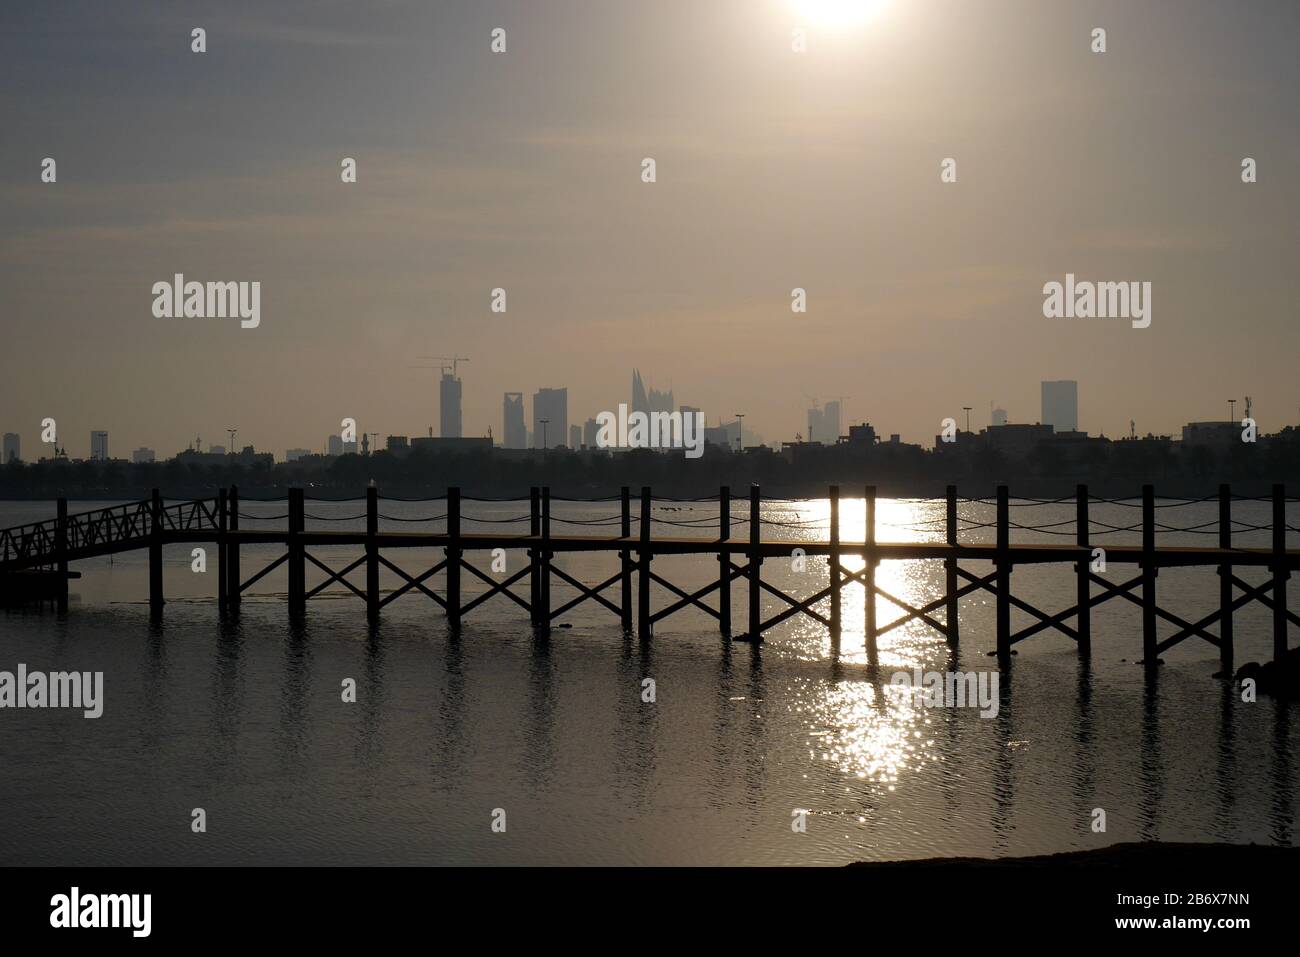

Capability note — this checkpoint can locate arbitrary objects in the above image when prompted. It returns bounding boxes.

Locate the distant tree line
[3,434,1300,501]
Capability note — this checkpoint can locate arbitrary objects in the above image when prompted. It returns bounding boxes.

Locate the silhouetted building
[327,435,344,456]
[986,422,1055,457]
[1182,421,1238,450]
[208,445,226,456]
[440,371,462,438]
[823,400,841,443]
[533,387,568,449]
[409,436,491,453]
[569,424,582,449]
[704,419,740,451]
[583,417,600,450]
[285,448,311,462]
[2,433,18,464]
[992,407,1008,427]
[90,431,108,462]
[1041,380,1078,433]
[132,447,155,464]
[632,370,674,420]
[503,392,526,449]
[847,423,878,447]
[385,436,409,454]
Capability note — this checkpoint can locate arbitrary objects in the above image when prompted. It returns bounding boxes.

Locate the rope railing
[3,484,1297,576]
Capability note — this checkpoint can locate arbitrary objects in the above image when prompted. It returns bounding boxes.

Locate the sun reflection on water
[770,497,949,788]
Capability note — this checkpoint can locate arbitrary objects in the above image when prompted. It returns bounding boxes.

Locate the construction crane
[417,355,470,376]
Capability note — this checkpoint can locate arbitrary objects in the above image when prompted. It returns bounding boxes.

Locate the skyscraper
[327,434,344,456]
[90,430,109,461]
[1041,380,1079,433]
[632,370,673,417]
[2,433,18,464]
[822,400,842,444]
[503,392,526,449]
[440,371,463,438]
[569,424,582,449]
[807,406,820,443]
[533,387,568,449]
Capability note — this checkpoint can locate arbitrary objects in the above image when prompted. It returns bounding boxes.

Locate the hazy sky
[2,0,1298,459]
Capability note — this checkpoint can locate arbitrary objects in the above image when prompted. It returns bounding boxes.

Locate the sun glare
[791,0,890,29]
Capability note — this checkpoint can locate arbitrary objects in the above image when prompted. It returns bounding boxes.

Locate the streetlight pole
[1228,399,1236,424]
[735,413,745,453]
[962,407,972,435]
[540,419,549,460]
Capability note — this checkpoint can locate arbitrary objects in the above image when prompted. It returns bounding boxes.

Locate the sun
[791,0,890,28]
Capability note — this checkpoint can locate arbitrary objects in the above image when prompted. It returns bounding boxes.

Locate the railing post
[829,486,841,643]
[1272,484,1287,665]
[1075,484,1090,657]
[1141,484,1157,667]
[55,497,69,613]
[638,486,651,638]
[540,487,551,635]
[288,488,305,616]
[228,486,240,610]
[996,485,1010,662]
[865,485,876,659]
[748,484,761,642]
[1218,484,1233,671]
[367,485,380,621]
[620,486,632,632]
[718,486,731,636]
[529,487,540,627]
[217,489,228,610]
[945,484,959,646]
[149,488,164,615]
[447,487,461,630]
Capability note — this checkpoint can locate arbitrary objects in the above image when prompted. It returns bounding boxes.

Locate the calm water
[1,496,1295,865]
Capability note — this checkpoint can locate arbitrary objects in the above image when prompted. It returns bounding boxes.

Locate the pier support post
[620,486,632,632]
[288,488,305,616]
[719,486,731,636]
[228,486,240,610]
[55,497,69,613]
[638,486,651,638]
[865,485,877,660]
[540,487,552,635]
[149,488,164,615]
[1272,484,1288,665]
[447,487,461,631]
[1218,484,1233,671]
[366,486,379,621]
[995,485,1010,662]
[945,485,959,646]
[1076,485,1090,657]
[529,487,540,627]
[217,489,228,610]
[748,485,761,642]
[829,486,841,644]
[1141,485,1157,666]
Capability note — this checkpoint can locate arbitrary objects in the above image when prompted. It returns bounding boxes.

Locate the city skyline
[3,370,1289,464]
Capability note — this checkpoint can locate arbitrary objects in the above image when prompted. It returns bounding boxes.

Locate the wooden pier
[1,484,1295,670]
